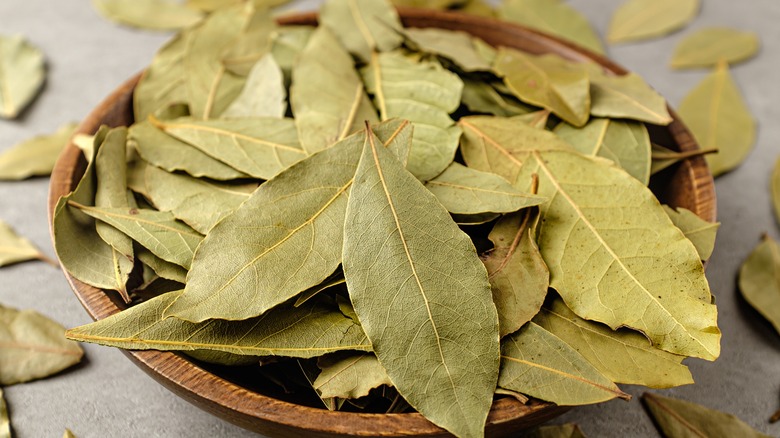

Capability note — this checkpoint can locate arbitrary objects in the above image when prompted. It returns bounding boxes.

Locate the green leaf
[499,322,629,405]
[320,0,404,62]
[0,220,50,267]
[91,0,203,31]
[425,163,545,215]
[524,424,587,438]
[0,388,9,438]
[739,236,780,337]
[679,62,756,177]
[66,291,371,358]
[404,28,492,72]
[493,47,590,127]
[642,392,772,438]
[343,128,499,438]
[362,51,463,181]
[608,0,700,44]
[133,32,189,122]
[0,123,78,180]
[554,118,651,184]
[588,70,673,125]
[534,298,694,388]
[663,206,719,260]
[222,54,286,118]
[291,26,378,154]
[150,116,305,180]
[314,353,392,399]
[461,79,535,117]
[0,35,45,119]
[0,305,83,385]
[497,0,604,55]
[671,27,760,69]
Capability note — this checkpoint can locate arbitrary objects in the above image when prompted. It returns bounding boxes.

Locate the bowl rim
[47,7,715,438]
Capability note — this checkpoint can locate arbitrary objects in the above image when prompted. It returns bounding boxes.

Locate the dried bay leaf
[493,47,590,127]
[0,388,8,438]
[291,26,378,154]
[739,236,780,336]
[671,28,760,69]
[133,32,189,122]
[222,54,286,118]
[499,322,629,405]
[0,305,83,385]
[642,392,771,438]
[314,353,392,399]
[461,79,534,117]
[343,128,499,438]
[320,0,404,63]
[63,429,76,438]
[270,25,313,84]
[679,62,756,177]
[362,51,463,181]
[525,424,587,438]
[425,163,545,215]
[554,118,651,184]
[404,28,491,72]
[0,123,77,180]
[650,143,717,175]
[91,0,203,31]
[534,298,694,388]
[136,246,187,284]
[608,0,700,44]
[67,291,371,358]
[220,8,276,76]
[0,220,51,267]
[391,0,466,8]
[0,35,45,119]
[497,0,604,55]
[663,206,719,260]
[588,71,672,125]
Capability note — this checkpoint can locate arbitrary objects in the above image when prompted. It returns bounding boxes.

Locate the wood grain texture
[47,9,715,437]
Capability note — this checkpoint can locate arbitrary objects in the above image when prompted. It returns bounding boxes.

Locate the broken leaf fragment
[0,35,45,119]
[0,123,78,180]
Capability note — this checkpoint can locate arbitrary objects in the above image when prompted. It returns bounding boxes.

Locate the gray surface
[0,0,778,437]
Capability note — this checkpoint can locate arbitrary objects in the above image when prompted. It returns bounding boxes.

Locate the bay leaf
[320,0,404,62]
[186,0,241,11]
[151,116,304,179]
[314,353,392,399]
[133,32,189,122]
[460,116,720,361]
[425,162,545,215]
[607,0,700,44]
[513,110,551,130]
[294,275,346,308]
[0,388,8,438]
[136,246,188,284]
[461,79,535,117]
[0,305,83,385]
[391,0,465,8]
[739,236,780,336]
[220,8,276,76]
[0,220,51,267]
[67,291,371,358]
[129,120,249,180]
[404,28,491,72]
[143,164,255,234]
[497,0,604,55]
[270,25,313,85]
[63,429,76,438]
[671,27,760,69]
[499,322,629,405]
[533,297,694,388]
[525,424,587,438]
[663,206,719,260]
[493,47,590,127]
[222,54,286,118]
[343,128,499,438]
[69,204,203,269]
[554,118,651,184]
[494,387,528,404]
[650,143,717,175]
[0,123,78,180]
[362,50,463,181]
[678,61,756,177]
[0,35,45,119]
[91,0,203,31]
[73,134,96,164]
[483,209,548,337]
[588,71,673,126]
[291,26,378,154]
[642,392,771,438]
[457,0,495,18]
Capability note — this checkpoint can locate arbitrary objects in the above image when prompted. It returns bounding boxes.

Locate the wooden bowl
[47,9,716,438]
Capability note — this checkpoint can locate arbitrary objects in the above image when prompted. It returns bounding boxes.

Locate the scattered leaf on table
[314,353,392,399]
[642,392,771,438]
[67,291,371,358]
[671,27,760,69]
[0,123,77,180]
[663,206,719,260]
[222,54,286,118]
[63,429,77,438]
[493,47,590,127]
[588,71,673,126]
[0,305,83,385]
[0,35,45,119]
[555,118,651,184]
[524,423,587,438]
[291,26,378,154]
[739,235,780,336]
[773,159,780,226]
[499,322,630,405]
[362,50,463,181]
[534,297,694,388]
[498,0,604,55]
[0,388,8,438]
[607,0,700,44]
[425,162,545,215]
[461,79,534,117]
[679,62,756,177]
[320,0,403,62]
[133,32,189,122]
[404,28,492,72]
[91,0,203,31]
[343,127,499,438]
[0,220,51,267]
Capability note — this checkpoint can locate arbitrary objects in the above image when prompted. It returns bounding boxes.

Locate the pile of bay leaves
[54,0,721,436]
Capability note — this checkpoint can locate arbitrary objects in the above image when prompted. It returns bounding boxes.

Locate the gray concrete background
[0,0,778,436]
